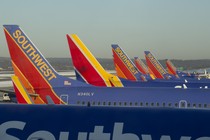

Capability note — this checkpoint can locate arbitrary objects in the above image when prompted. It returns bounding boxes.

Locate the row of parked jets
[1,25,210,139]
[2,25,210,107]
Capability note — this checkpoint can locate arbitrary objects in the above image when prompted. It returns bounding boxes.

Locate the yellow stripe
[11,75,33,104]
[70,34,112,87]
[149,74,156,80]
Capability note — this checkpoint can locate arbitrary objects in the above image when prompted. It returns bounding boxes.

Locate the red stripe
[13,82,28,104]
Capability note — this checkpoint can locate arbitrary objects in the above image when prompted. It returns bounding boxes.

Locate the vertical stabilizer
[67,34,123,87]
[144,51,173,79]
[166,59,178,76]
[4,25,89,104]
[134,57,155,80]
[112,44,148,81]
[134,57,149,74]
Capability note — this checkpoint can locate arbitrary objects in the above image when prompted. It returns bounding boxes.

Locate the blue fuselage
[51,86,210,109]
[119,77,210,88]
[0,104,210,140]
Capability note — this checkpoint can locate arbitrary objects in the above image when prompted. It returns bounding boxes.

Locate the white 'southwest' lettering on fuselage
[0,121,209,140]
[12,30,57,81]
[114,47,138,75]
[147,53,166,75]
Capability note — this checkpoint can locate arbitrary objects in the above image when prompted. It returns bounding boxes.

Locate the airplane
[67,34,169,87]
[4,25,210,108]
[1,104,210,140]
[68,35,190,87]
[2,26,209,89]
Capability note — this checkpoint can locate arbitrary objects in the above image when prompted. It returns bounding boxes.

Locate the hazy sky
[0,0,210,59]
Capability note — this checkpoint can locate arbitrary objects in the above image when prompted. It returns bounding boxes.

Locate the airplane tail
[166,59,178,76]
[112,44,150,81]
[4,25,89,104]
[134,57,155,80]
[134,57,149,74]
[144,51,175,79]
[66,34,123,87]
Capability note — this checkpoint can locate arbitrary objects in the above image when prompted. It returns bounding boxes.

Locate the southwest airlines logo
[0,121,209,140]
[12,29,57,81]
[114,47,138,75]
[146,53,167,75]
